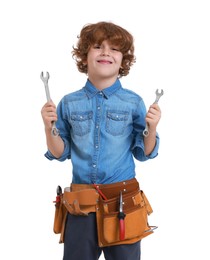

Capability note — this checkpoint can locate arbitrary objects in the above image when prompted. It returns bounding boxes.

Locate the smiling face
[87,40,123,82]
[72,22,135,78]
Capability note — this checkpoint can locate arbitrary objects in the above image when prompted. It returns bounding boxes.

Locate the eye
[109,45,119,51]
[93,44,101,49]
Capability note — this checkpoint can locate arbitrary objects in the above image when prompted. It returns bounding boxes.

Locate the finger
[45,107,57,114]
[41,104,57,115]
[148,106,161,117]
[146,111,161,120]
[42,101,56,110]
[42,114,58,128]
[149,103,161,112]
[147,112,161,121]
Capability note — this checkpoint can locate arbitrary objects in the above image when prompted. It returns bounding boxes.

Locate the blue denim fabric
[45,79,159,184]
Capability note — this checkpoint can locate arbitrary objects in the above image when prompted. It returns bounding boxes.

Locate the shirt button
[96,125,99,129]
[97,106,100,110]
[95,145,98,149]
[93,164,96,168]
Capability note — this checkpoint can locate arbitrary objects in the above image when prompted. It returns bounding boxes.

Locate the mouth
[97,59,113,64]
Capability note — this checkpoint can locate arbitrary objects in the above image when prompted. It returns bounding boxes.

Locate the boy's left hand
[145,103,161,132]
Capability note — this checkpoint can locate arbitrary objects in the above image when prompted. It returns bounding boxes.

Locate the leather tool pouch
[53,194,67,243]
[96,189,155,247]
[62,187,99,215]
[53,187,99,243]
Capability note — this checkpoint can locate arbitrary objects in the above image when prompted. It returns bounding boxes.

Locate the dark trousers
[63,213,141,260]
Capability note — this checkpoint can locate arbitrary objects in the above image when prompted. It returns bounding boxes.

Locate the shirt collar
[84,79,122,99]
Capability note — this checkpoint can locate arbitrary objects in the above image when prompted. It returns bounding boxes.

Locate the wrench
[143,89,164,137]
[40,71,59,137]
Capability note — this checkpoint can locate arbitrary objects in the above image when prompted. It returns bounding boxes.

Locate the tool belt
[53,178,156,246]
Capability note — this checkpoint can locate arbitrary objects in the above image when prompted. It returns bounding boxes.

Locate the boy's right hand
[41,101,58,132]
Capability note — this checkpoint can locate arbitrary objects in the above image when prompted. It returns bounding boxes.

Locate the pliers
[118,191,126,240]
[53,185,62,205]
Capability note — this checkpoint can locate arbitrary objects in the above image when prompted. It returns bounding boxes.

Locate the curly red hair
[72,21,136,77]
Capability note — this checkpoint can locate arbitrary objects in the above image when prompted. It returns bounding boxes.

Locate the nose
[101,47,110,56]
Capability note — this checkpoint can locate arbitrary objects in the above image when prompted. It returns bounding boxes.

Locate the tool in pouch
[53,185,67,236]
[94,184,126,241]
[143,89,164,137]
[118,191,126,240]
[53,185,62,204]
[93,183,108,200]
[40,71,59,137]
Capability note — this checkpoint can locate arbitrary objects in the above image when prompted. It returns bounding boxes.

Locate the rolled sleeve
[44,138,71,162]
[132,132,160,161]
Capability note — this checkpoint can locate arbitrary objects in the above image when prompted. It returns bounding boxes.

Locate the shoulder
[61,88,86,103]
[116,87,144,104]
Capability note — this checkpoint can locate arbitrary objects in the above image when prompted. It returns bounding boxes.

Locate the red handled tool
[53,185,62,204]
[93,183,108,200]
[118,191,126,240]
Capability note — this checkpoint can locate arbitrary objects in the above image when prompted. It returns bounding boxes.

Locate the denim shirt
[45,79,159,184]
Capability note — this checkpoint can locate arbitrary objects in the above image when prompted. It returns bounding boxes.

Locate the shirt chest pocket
[106,111,129,136]
[70,111,93,136]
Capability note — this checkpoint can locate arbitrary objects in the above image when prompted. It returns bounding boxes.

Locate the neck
[88,76,117,90]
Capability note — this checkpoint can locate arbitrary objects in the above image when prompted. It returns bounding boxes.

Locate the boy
[41,21,161,260]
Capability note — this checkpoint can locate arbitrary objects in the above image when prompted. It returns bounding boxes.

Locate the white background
[0,0,210,259]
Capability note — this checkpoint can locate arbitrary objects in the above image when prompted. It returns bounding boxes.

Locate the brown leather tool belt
[54,178,156,246]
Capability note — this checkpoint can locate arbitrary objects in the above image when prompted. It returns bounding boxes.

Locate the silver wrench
[143,89,164,137]
[40,71,59,137]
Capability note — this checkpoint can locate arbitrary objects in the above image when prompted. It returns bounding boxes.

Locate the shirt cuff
[44,139,71,162]
[147,134,159,158]
[132,133,160,161]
